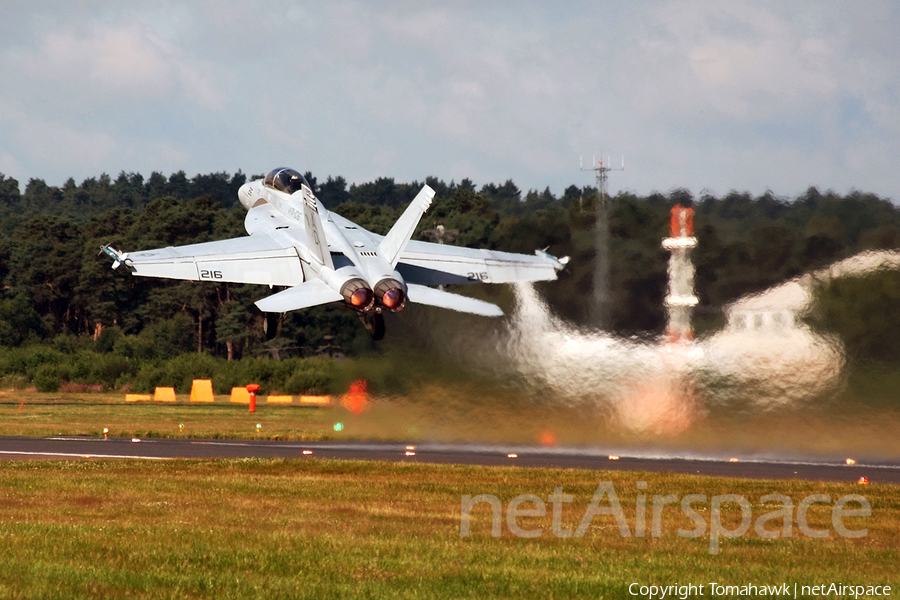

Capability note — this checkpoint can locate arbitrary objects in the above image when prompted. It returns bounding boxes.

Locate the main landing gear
[264,312,281,341]
[264,309,385,342]
[359,309,385,341]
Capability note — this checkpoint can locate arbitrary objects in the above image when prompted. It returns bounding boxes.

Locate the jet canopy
[263,168,310,195]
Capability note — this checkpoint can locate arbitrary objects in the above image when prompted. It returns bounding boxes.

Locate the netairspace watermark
[459,481,872,555]
[627,582,891,599]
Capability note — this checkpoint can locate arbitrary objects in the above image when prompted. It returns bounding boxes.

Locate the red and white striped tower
[661,206,698,343]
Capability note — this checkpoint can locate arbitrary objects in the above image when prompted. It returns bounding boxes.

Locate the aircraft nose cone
[238,183,254,210]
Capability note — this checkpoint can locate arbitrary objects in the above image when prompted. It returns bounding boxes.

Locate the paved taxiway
[0,436,897,483]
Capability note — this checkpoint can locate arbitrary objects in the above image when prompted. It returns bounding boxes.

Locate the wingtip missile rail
[536,248,570,269]
[100,244,130,270]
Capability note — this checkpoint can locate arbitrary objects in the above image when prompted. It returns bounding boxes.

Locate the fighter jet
[102,167,568,339]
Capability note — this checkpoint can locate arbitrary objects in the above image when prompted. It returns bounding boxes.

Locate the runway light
[729,457,740,463]
[302,450,313,456]
[334,422,344,432]
[131,438,141,443]
[179,424,184,430]
[608,455,620,461]
[858,477,869,485]
[256,424,261,431]
[846,458,857,465]
[405,451,416,456]
[103,428,109,440]
[406,445,415,451]
[507,453,518,459]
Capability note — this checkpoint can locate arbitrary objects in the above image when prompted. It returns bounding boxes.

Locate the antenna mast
[581,155,624,330]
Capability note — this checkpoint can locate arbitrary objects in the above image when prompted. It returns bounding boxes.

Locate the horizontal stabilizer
[255,280,342,313]
[379,185,435,267]
[406,283,503,317]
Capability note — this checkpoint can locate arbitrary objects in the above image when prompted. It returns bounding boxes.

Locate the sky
[1,1,898,202]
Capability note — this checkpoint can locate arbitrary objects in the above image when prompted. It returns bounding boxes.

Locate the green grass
[0,391,338,440]
[1,390,898,598]
[0,459,897,599]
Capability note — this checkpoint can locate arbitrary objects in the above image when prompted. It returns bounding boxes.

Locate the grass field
[1,390,899,598]
[0,391,336,441]
[0,458,897,599]
[4,388,900,461]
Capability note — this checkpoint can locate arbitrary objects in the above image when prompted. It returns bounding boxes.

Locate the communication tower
[581,155,623,329]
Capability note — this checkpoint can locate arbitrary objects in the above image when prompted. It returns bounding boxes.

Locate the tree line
[1,169,899,371]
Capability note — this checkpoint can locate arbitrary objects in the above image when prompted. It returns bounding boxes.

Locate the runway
[0,435,898,483]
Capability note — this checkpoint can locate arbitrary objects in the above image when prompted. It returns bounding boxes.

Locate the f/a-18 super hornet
[102,167,568,339]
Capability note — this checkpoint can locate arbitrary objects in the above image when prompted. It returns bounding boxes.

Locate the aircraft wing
[396,240,566,287]
[108,232,306,287]
[105,202,307,287]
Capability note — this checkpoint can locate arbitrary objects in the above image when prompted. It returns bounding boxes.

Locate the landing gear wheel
[360,311,386,341]
[264,312,280,341]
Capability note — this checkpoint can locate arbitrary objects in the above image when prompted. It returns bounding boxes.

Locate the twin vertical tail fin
[379,184,435,267]
[301,190,334,269]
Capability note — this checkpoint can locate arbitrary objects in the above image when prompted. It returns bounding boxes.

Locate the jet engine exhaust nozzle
[374,279,407,313]
[340,278,375,312]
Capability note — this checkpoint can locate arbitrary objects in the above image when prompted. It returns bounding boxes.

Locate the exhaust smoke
[497,282,703,435]
[339,253,900,462]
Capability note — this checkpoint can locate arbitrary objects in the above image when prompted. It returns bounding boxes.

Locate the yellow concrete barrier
[125,394,151,402]
[266,395,293,404]
[230,387,251,404]
[190,379,214,403]
[299,395,331,406]
[154,387,177,402]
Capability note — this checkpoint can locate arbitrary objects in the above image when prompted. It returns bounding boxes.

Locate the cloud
[5,20,225,112]
[16,24,175,100]
[625,1,841,121]
[11,114,118,177]
[0,1,898,201]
